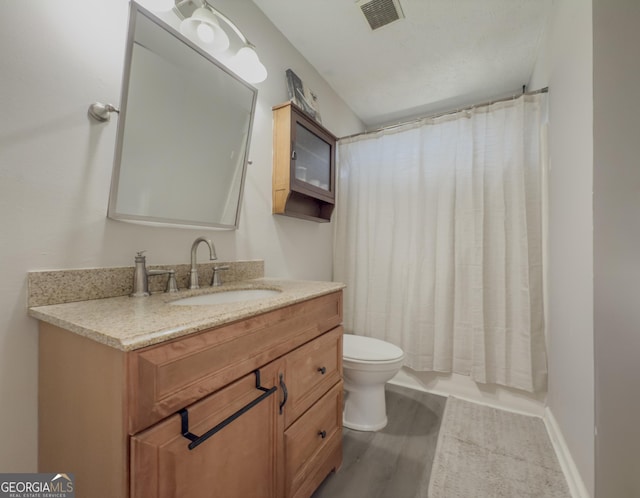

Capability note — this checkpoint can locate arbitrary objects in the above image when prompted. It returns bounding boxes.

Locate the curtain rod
[340,87,549,141]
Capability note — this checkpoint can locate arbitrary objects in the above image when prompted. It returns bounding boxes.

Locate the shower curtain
[334,94,547,392]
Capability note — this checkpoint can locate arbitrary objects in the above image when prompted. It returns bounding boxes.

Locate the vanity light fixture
[179,7,229,53]
[136,0,175,12]
[146,0,268,84]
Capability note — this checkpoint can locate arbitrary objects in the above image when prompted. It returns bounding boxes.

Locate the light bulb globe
[196,23,215,43]
[180,8,230,54]
[230,47,267,84]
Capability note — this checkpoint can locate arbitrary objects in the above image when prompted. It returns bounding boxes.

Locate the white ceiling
[252,0,552,128]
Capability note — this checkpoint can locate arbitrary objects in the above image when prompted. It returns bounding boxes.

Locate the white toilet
[342,334,405,431]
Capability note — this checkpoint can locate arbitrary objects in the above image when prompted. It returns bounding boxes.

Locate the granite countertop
[29,278,345,351]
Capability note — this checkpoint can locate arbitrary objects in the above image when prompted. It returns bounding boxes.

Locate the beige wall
[529,0,595,495]
[531,1,640,495]
[0,0,363,470]
[593,2,640,496]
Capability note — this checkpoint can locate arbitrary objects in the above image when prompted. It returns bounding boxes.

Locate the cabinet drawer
[284,382,343,498]
[284,326,342,427]
[131,364,281,498]
[128,291,342,433]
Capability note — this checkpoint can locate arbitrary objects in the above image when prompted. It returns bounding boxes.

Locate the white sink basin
[170,289,281,306]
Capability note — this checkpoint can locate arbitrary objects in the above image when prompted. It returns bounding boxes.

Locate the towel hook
[88,102,120,122]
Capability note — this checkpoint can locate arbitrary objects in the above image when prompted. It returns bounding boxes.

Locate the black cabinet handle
[179,370,276,451]
[317,366,326,375]
[318,430,327,439]
[279,373,288,414]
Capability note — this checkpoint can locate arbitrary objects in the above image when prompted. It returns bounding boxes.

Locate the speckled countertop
[29,278,345,351]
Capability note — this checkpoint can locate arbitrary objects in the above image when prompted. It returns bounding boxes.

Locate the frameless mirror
[108,3,257,229]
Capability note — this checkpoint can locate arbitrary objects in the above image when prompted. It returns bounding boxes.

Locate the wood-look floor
[312,384,446,498]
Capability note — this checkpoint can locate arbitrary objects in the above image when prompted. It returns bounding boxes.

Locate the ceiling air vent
[357,0,405,30]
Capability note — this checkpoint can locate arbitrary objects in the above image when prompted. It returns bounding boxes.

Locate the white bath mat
[428,397,571,498]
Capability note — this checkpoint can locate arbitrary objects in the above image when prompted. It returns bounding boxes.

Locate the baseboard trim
[388,368,546,417]
[543,407,591,498]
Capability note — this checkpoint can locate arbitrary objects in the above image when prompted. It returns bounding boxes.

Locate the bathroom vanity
[31,277,344,498]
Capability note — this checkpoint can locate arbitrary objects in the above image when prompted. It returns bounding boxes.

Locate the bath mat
[428,397,571,498]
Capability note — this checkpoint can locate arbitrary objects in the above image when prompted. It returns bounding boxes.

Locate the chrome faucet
[189,237,217,289]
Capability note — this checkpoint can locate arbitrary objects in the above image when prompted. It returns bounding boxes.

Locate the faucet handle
[147,269,179,293]
[211,265,230,287]
[166,271,179,293]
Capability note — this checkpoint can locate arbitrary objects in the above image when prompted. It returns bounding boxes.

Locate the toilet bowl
[342,334,404,431]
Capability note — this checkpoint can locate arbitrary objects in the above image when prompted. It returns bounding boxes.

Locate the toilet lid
[343,334,404,362]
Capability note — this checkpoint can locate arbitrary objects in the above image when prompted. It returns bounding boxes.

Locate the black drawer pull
[317,366,326,375]
[179,369,276,451]
[318,430,327,439]
[279,373,288,414]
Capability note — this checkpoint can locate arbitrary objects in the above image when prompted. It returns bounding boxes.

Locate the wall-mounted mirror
[108,3,257,229]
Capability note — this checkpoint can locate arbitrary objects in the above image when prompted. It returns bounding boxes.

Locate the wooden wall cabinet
[272,102,338,222]
[39,292,343,498]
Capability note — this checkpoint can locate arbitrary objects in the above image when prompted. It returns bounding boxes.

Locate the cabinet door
[131,361,283,498]
[290,109,336,203]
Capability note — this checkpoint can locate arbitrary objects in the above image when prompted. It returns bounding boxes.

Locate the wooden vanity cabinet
[38,291,344,498]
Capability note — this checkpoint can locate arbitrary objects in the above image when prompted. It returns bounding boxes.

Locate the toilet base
[342,383,388,431]
[343,415,388,432]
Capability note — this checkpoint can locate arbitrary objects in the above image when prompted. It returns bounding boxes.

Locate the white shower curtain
[334,94,547,392]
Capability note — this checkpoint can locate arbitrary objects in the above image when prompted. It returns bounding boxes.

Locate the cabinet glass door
[294,122,331,192]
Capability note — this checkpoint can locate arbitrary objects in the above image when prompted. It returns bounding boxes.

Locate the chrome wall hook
[88,102,120,122]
